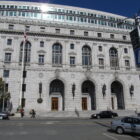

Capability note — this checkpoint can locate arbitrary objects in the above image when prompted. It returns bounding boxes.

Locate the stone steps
[38,110,137,118]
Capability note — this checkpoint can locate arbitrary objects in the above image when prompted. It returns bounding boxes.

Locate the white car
[111,116,140,134]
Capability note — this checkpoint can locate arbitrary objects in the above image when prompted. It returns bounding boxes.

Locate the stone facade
[0,1,140,114]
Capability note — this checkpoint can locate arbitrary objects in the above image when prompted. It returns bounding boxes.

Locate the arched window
[109,48,119,69]
[52,43,62,66]
[19,41,31,64]
[82,46,92,66]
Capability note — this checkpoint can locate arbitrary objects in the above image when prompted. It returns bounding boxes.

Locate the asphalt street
[0,118,140,140]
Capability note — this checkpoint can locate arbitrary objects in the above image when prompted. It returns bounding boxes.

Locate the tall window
[19,41,31,64]
[38,55,44,65]
[125,60,130,70]
[70,43,74,49]
[40,41,44,47]
[70,56,75,66]
[109,48,119,69]
[4,53,11,63]
[82,46,92,67]
[3,70,10,78]
[98,46,102,52]
[7,39,12,45]
[124,48,128,54]
[99,58,104,69]
[70,30,75,35]
[52,43,62,66]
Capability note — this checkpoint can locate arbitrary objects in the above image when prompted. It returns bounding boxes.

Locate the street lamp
[72,83,76,99]
[130,84,134,97]
[102,84,106,97]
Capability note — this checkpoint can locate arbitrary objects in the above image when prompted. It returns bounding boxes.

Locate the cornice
[0,18,131,35]
[0,30,131,45]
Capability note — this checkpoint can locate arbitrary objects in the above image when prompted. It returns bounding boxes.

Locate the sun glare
[41,5,48,12]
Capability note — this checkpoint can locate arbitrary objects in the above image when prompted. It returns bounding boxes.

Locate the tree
[0,77,4,100]
[0,78,10,111]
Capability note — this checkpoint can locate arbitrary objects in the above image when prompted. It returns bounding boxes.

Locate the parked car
[111,116,140,134]
[91,111,118,119]
[0,112,9,120]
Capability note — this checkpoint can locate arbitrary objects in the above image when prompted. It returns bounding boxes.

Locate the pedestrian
[20,108,24,118]
[30,109,36,118]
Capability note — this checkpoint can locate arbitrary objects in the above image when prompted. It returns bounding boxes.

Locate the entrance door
[51,97,58,111]
[111,97,114,110]
[82,97,87,110]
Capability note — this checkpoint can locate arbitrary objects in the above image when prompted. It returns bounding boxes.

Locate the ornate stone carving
[55,69,60,78]
[85,69,92,79]
[39,73,43,78]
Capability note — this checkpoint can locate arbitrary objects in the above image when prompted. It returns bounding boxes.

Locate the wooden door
[111,97,114,110]
[82,97,87,110]
[51,97,58,111]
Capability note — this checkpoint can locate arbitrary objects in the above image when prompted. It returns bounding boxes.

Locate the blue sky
[6,0,140,17]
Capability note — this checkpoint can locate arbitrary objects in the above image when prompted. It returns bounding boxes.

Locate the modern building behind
[0,1,140,115]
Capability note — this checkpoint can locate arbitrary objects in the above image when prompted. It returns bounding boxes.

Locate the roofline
[0,0,134,21]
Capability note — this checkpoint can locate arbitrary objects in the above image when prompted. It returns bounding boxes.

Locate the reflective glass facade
[0,2,134,30]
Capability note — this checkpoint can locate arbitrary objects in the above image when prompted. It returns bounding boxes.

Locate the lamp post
[102,84,106,97]
[72,83,76,99]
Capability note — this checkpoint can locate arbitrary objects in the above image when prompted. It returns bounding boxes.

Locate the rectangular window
[70,44,74,49]
[123,35,127,40]
[40,41,44,47]
[99,58,104,69]
[4,53,11,63]
[8,24,14,30]
[3,70,10,78]
[97,33,102,37]
[55,28,60,34]
[125,60,130,70]
[70,56,75,66]
[110,34,115,39]
[38,55,44,65]
[7,39,12,45]
[40,26,45,32]
[84,31,88,36]
[25,25,30,32]
[70,30,75,35]
[124,48,128,54]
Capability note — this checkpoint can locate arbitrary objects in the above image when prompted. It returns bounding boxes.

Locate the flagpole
[19,31,26,108]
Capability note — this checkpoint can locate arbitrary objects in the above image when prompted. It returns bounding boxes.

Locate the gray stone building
[0,1,140,116]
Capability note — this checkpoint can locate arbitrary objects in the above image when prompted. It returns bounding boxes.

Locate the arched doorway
[81,80,96,110]
[49,79,64,111]
[111,81,125,110]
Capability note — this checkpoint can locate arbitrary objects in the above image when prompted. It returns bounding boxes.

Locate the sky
[4,0,140,17]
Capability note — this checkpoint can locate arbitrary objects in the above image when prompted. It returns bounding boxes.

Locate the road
[0,118,140,140]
